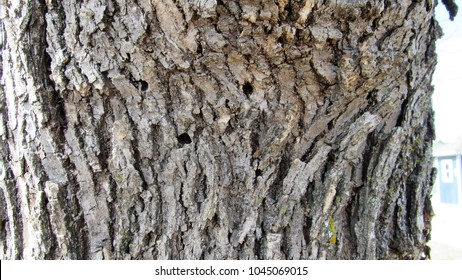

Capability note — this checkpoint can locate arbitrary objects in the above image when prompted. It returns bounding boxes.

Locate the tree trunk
[0,0,442,260]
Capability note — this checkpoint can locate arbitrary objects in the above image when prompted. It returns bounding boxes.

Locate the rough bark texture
[0,0,442,260]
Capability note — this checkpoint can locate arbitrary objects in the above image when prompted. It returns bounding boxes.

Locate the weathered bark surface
[0,0,442,259]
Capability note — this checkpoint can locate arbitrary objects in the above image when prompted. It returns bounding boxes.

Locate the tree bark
[0,0,442,260]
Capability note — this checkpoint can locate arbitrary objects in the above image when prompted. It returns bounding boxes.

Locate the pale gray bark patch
[0,0,443,259]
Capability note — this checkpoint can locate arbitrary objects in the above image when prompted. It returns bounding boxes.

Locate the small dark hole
[140,80,149,91]
[197,43,203,55]
[366,91,373,100]
[326,38,335,46]
[277,37,284,45]
[327,120,334,130]
[178,133,192,145]
[255,169,263,177]
[243,82,253,97]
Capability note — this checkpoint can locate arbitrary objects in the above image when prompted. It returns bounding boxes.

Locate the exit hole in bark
[178,133,192,146]
[140,80,149,91]
[328,120,334,130]
[243,82,253,97]
[255,169,263,177]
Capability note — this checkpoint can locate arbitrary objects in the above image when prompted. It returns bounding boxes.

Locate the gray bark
[0,0,442,259]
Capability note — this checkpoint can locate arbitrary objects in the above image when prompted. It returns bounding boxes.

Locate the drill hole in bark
[255,169,263,177]
[243,82,253,97]
[178,133,192,146]
[140,80,149,91]
[328,120,334,130]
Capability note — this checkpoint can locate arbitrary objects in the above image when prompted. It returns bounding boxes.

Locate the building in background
[433,139,462,206]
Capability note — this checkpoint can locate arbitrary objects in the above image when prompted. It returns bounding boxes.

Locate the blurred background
[429,0,462,260]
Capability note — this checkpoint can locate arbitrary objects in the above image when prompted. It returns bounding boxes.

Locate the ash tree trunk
[0,0,444,260]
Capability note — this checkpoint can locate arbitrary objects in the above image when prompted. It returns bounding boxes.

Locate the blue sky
[433,0,462,142]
